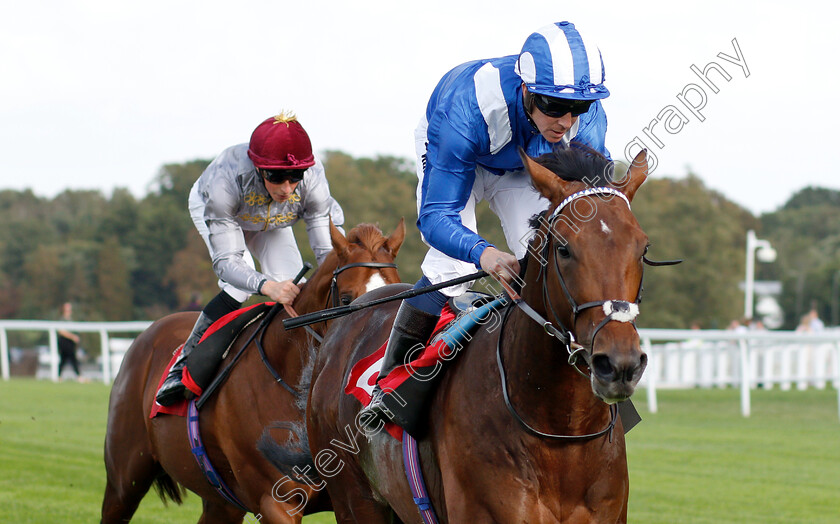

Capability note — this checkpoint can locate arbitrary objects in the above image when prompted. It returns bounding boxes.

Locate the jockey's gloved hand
[479,246,520,285]
[260,279,300,305]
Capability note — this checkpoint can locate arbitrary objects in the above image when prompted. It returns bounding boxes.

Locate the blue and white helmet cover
[515,21,609,101]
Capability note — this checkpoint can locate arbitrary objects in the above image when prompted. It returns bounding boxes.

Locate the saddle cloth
[345,293,503,440]
[149,302,272,419]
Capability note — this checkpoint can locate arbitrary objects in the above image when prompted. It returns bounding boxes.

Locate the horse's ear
[518,147,575,204]
[618,149,648,202]
[330,217,350,257]
[383,217,406,258]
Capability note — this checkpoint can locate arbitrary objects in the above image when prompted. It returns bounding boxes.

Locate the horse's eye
[340,294,353,306]
[556,243,571,258]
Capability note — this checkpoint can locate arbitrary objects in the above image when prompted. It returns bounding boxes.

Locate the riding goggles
[259,168,305,184]
[531,94,594,117]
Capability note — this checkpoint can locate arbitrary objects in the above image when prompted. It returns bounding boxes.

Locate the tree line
[2,151,838,336]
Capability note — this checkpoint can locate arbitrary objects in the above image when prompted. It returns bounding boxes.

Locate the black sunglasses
[259,168,305,184]
[532,94,593,117]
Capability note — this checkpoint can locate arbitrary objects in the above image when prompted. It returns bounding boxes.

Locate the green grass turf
[1,379,838,522]
[627,387,840,523]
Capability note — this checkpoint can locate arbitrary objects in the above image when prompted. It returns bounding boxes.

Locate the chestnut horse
[267,148,657,523]
[101,220,404,523]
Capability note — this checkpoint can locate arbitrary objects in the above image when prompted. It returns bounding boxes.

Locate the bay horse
[267,147,656,523]
[101,220,404,523]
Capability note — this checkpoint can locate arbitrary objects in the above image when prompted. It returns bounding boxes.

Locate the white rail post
[100,329,111,384]
[739,338,751,417]
[48,328,59,382]
[835,342,840,422]
[1,328,9,380]
[644,337,657,414]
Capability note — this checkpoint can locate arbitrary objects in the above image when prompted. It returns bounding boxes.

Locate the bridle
[531,186,679,371]
[539,188,642,373]
[496,186,680,440]
[326,261,398,308]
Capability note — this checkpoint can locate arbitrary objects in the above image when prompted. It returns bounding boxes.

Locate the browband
[551,187,630,220]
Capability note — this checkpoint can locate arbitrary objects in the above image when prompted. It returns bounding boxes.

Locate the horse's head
[520,146,650,403]
[321,219,405,307]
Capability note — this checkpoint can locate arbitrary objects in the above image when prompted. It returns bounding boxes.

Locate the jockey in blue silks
[362,21,611,426]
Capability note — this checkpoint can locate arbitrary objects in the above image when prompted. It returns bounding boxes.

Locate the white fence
[0,320,151,383]
[638,328,840,420]
[1,320,839,419]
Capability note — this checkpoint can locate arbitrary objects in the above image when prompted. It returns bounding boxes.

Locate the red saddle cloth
[149,303,272,419]
[344,305,457,441]
[149,346,190,418]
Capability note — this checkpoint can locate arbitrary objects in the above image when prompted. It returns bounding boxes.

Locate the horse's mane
[346,223,387,252]
[526,144,616,232]
[534,142,614,187]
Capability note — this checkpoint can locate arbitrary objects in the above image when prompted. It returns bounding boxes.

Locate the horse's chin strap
[538,254,644,377]
[496,279,589,376]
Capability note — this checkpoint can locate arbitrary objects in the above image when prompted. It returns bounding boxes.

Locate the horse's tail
[257,342,321,484]
[257,419,319,484]
[152,471,187,506]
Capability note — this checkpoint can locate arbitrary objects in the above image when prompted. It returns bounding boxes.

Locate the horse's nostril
[591,354,614,380]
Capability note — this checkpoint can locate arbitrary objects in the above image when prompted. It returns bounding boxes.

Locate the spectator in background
[796,313,812,333]
[57,302,82,381]
[808,307,825,332]
[749,319,766,331]
[727,318,749,332]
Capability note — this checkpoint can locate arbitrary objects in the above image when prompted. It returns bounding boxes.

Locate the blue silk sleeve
[417,117,492,267]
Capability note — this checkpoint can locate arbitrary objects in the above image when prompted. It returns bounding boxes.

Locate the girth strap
[187,400,250,512]
[402,430,439,524]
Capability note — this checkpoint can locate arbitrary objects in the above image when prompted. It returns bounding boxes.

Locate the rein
[259,260,400,396]
[195,263,313,409]
[259,260,400,395]
[496,302,619,441]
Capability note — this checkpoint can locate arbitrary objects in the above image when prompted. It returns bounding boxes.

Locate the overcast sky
[1,0,835,215]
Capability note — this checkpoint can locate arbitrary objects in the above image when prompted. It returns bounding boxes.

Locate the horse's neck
[292,263,335,316]
[258,274,328,385]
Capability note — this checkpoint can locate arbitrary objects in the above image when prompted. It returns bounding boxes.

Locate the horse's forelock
[535,143,614,187]
[346,223,387,253]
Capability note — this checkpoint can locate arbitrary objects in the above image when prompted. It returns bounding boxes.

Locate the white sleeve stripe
[474,63,512,154]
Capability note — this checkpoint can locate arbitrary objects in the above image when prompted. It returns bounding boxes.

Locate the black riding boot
[155,312,214,406]
[360,301,440,428]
